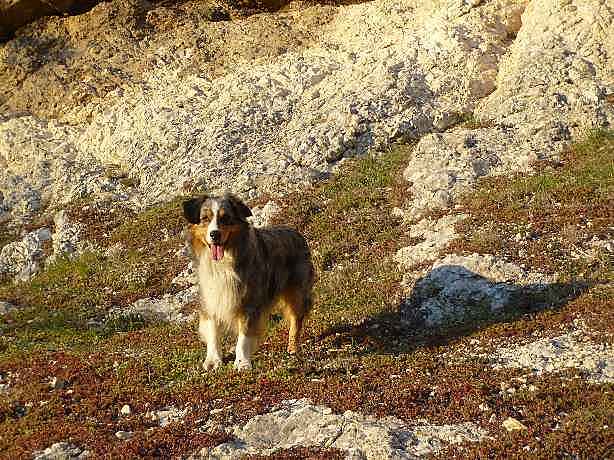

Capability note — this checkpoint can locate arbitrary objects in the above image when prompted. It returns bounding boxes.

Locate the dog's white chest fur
[197,254,241,325]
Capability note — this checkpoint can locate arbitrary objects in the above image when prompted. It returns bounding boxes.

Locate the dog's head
[182,193,252,261]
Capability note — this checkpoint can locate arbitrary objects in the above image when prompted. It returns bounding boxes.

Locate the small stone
[502,417,528,432]
[115,431,133,441]
[50,377,67,390]
[120,404,131,416]
[0,301,17,315]
[478,403,490,412]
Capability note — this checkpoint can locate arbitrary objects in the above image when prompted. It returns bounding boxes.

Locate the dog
[182,193,314,370]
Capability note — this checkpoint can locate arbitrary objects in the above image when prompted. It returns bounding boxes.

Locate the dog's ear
[182,196,206,224]
[227,194,252,220]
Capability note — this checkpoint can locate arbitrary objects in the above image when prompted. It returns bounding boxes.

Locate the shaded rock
[49,376,67,390]
[401,253,553,326]
[199,399,486,459]
[491,330,614,383]
[49,210,84,262]
[32,442,90,460]
[0,227,51,281]
[0,300,17,314]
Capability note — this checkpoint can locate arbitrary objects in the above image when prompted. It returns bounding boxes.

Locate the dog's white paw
[234,359,252,371]
[203,357,222,370]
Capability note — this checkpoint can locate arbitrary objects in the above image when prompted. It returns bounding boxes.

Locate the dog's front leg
[234,332,257,371]
[199,311,222,370]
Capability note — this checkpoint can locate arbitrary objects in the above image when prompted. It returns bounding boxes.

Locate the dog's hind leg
[282,288,312,354]
[199,310,222,370]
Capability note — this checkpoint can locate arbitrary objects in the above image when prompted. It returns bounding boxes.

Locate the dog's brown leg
[287,312,303,355]
[282,288,311,354]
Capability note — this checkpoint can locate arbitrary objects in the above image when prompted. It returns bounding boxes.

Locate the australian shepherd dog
[182,193,314,371]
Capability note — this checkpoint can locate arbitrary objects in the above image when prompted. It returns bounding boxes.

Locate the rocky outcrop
[1,0,523,222]
[197,399,486,459]
[490,329,614,383]
[401,253,554,326]
[0,227,50,282]
[402,0,613,219]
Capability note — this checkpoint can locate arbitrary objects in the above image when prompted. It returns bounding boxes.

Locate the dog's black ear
[182,196,206,224]
[227,194,252,220]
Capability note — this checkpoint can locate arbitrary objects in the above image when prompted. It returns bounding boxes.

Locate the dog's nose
[209,230,221,243]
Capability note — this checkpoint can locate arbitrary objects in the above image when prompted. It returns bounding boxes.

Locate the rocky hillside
[1,0,613,458]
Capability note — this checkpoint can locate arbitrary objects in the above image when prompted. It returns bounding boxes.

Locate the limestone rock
[49,210,84,262]
[249,201,281,228]
[403,0,614,219]
[199,399,486,459]
[32,442,90,460]
[106,285,198,324]
[401,253,553,326]
[502,417,527,432]
[491,330,614,383]
[114,430,133,440]
[148,406,190,427]
[394,214,464,269]
[1,0,523,221]
[0,227,51,282]
[120,404,131,416]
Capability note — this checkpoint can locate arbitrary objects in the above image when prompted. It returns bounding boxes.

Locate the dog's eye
[218,214,230,225]
[201,209,212,222]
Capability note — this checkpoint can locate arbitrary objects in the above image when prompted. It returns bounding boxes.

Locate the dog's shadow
[313,264,591,356]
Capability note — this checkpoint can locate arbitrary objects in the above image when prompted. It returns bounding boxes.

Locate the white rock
[491,331,614,383]
[148,406,190,427]
[1,0,524,221]
[33,442,90,460]
[249,201,281,228]
[403,0,613,219]
[48,210,84,263]
[196,399,486,459]
[401,253,553,326]
[120,404,132,416]
[0,228,51,282]
[106,285,198,324]
[115,431,133,440]
[394,214,464,268]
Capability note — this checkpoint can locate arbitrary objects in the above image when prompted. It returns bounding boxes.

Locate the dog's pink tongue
[211,244,224,261]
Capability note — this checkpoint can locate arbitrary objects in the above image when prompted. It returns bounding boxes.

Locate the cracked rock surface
[195,399,486,459]
[1,0,523,221]
[490,330,614,383]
